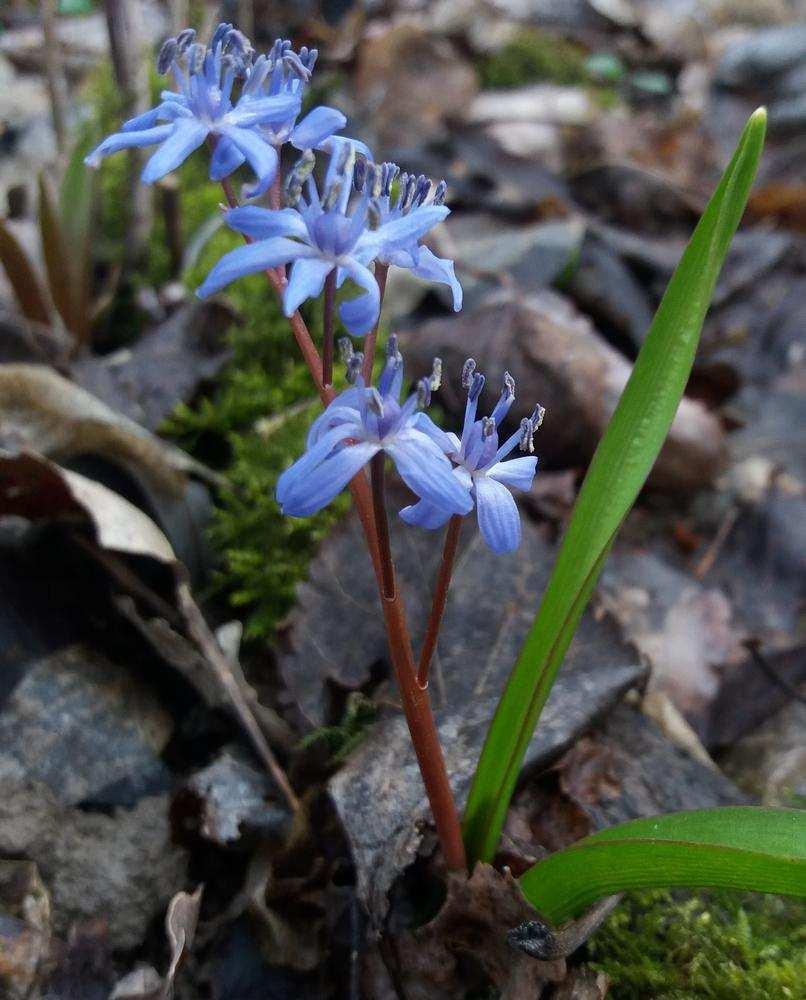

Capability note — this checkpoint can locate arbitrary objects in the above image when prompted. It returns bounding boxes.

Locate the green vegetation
[297,693,379,765]
[477,29,588,89]
[587,889,806,1000]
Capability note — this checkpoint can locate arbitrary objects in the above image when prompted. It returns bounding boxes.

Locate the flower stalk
[417,513,463,688]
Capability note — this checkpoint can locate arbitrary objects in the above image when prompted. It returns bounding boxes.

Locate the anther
[519,417,535,453]
[432,179,447,205]
[461,358,476,388]
[386,334,400,363]
[417,377,432,409]
[284,150,315,206]
[175,28,196,52]
[531,403,546,430]
[503,371,515,397]
[429,357,443,391]
[368,388,384,416]
[323,179,342,211]
[157,38,177,75]
[353,157,367,192]
[339,337,354,364]
[469,371,486,401]
[482,416,496,439]
[210,23,232,51]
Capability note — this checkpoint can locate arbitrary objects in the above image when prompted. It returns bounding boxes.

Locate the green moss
[477,29,588,89]
[297,693,379,765]
[587,889,806,999]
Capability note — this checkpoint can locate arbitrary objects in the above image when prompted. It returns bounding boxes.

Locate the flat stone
[0,643,172,807]
[469,84,595,126]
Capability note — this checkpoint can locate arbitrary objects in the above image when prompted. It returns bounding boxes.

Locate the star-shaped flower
[401,361,544,553]
[276,337,474,518]
[85,24,300,193]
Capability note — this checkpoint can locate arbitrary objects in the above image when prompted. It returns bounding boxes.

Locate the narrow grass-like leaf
[519,807,806,924]
[463,108,767,865]
[39,172,78,340]
[59,133,96,349]
[0,219,52,326]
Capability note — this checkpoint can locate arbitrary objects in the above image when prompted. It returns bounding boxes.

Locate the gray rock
[0,643,173,807]
[0,780,187,949]
[715,24,806,88]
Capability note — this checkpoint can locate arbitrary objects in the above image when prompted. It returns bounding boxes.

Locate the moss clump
[586,889,806,999]
[477,29,588,89]
[166,236,348,639]
[297,693,379,765]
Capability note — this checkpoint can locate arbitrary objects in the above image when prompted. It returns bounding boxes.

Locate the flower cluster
[401,360,544,553]
[278,342,543,553]
[85,24,346,196]
[88,23,543,551]
[198,145,456,334]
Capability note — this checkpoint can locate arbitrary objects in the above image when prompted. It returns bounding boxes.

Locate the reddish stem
[362,262,388,384]
[417,514,463,688]
[322,269,337,388]
[370,454,467,871]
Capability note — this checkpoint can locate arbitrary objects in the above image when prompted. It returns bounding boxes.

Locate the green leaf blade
[519,807,806,924]
[463,108,767,865]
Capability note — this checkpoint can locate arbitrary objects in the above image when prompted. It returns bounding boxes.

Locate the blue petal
[209,136,245,179]
[220,127,278,197]
[474,475,521,553]
[225,206,308,241]
[411,246,463,311]
[320,134,373,161]
[84,124,174,167]
[290,105,347,148]
[338,259,380,337]
[399,499,454,530]
[306,389,365,447]
[410,412,457,456]
[228,93,301,127]
[375,204,449,251]
[141,120,209,182]
[278,441,379,517]
[121,101,191,131]
[197,238,314,297]
[386,431,473,515]
[486,456,538,493]
[277,422,362,505]
[284,258,334,315]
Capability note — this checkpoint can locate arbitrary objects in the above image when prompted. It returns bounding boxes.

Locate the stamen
[482,416,496,439]
[210,23,232,51]
[432,179,447,205]
[382,162,399,197]
[176,28,196,52]
[368,388,384,416]
[417,377,432,409]
[157,38,177,75]
[284,150,316,206]
[339,336,354,364]
[468,371,486,401]
[429,357,443,391]
[519,417,537,453]
[461,358,476,388]
[188,42,205,75]
[323,179,342,211]
[353,157,367,192]
[503,371,515,397]
[531,403,546,430]
[386,334,401,364]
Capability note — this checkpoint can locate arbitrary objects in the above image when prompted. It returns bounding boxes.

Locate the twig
[694,504,738,579]
[362,262,388,384]
[417,514,463,688]
[40,0,68,154]
[177,579,300,814]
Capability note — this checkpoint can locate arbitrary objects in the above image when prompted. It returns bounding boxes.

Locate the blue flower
[400,361,544,553]
[85,24,300,193]
[213,38,364,197]
[354,161,462,310]
[197,145,450,335]
[276,337,474,519]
